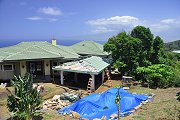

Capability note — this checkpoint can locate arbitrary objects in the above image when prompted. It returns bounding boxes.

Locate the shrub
[136,64,174,88]
[7,73,42,120]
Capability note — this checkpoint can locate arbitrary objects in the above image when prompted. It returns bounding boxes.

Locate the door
[29,61,43,78]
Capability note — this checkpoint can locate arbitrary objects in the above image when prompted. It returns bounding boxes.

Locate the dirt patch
[95,79,122,93]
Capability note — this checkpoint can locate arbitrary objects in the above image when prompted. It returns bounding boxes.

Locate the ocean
[0,40,106,48]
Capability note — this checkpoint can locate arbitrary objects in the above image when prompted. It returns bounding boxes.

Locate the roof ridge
[33,44,63,57]
[90,41,106,55]
[55,45,79,56]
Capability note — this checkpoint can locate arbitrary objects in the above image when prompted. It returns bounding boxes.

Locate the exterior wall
[0,70,14,80]
[14,62,20,76]
[0,59,68,81]
[44,59,51,80]
[20,61,27,77]
[0,62,15,80]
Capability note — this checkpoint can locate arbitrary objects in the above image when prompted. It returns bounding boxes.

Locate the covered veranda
[52,56,110,90]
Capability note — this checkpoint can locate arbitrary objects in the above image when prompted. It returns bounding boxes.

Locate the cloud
[87,16,180,34]
[87,16,140,26]
[161,19,175,24]
[87,16,142,33]
[150,18,180,32]
[26,16,58,22]
[26,16,42,20]
[38,7,62,16]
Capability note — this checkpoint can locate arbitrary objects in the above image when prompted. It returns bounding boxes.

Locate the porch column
[44,60,50,80]
[20,61,26,77]
[102,70,105,84]
[91,74,95,90]
[60,71,64,85]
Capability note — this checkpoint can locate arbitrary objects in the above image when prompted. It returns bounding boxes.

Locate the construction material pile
[43,92,82,110]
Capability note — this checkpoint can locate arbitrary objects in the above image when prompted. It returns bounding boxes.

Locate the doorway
[28,61,43,78]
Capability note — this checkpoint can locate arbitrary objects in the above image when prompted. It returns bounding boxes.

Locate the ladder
[105,69,112,87]
[87,78,95,94]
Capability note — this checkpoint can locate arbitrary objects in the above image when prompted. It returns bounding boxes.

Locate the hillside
[165,40,180,51]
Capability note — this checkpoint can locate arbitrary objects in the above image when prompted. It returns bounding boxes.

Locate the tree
[104,32,142,75]
[7,74,42,120]
[151,36,165,64]
[103,26,173,88]
[131,26,154,66]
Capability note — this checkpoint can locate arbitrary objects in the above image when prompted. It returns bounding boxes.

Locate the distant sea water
[0,40,106,48]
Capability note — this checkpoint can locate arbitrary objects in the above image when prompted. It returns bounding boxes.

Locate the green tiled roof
[53,56,109,75]
[0,41,80,61]
[70,40,109,56]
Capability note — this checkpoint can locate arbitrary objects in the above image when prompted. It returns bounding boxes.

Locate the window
[3,64,14,71]
[37,65,42,71]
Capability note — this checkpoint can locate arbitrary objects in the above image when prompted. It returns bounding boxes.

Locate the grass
[43,113,55,120]
[127,85,180,120]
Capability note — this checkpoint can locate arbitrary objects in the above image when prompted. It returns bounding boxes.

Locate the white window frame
[2,64,14,71]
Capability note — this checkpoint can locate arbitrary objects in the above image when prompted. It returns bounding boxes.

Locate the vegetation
[104,32,142,75]
[166,52,180,87]
[7,74,42,120]
[136,64,174,88]
[104,25,180,88]
[165,39,180,51]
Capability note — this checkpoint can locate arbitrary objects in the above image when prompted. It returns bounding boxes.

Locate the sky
[0,0,180,45]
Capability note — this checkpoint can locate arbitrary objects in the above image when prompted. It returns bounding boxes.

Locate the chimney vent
[52,38,57,46]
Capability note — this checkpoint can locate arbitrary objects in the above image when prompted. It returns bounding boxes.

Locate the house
[0,39,80,80]
[0,39,109,81]
[70,40,109,57]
